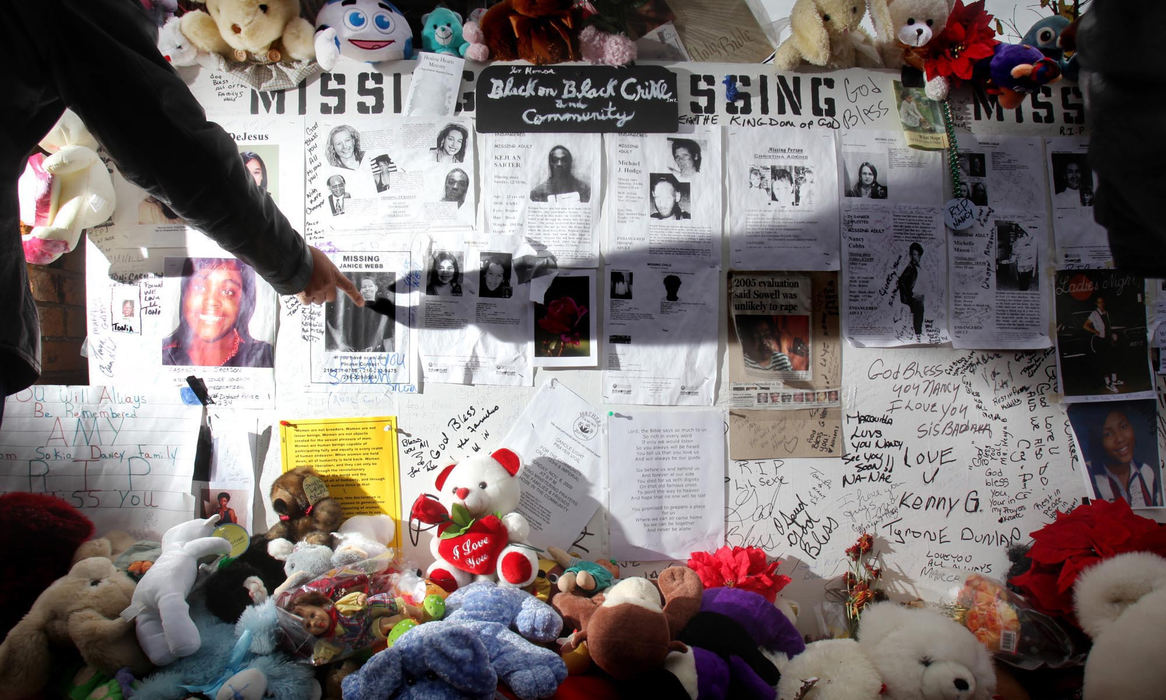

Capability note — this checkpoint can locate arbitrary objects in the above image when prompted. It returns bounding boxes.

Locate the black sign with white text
[475,64,678,133]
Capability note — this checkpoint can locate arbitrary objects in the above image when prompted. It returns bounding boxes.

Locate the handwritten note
[608,408,724,559]
[0,385,202,538]
[475,65,678,133]
[842,347,1087,598]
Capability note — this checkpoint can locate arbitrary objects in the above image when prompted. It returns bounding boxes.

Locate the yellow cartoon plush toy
[180,0,315,64]
[773,0,883,70]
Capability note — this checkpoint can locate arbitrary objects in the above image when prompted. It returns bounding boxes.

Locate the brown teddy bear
[0,557,151,696]
[464,0,582,64]
[265,466,344,548]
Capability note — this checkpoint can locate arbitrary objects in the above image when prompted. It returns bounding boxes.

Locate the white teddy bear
[120,515,232,665]
[778,601,996,700]
[1074,551,1166,700]
[410,448,539,591]
[869,0,957,99]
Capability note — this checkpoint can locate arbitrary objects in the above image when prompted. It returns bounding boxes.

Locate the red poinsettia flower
[687,546,791,603]
[924,0,998,84]
[1010,499,1166,621]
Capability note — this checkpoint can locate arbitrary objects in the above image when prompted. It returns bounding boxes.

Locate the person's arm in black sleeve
[1077,0,1166,276]
[23,0,334,299]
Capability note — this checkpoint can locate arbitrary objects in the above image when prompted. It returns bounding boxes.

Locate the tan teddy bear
[0,557,150,697]
[773,0,883,70]
[180,0,315,63]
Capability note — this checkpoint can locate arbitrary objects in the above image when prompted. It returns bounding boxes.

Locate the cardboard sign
[475,64,678,133]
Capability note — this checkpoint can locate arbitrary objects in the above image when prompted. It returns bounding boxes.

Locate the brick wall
[26,245,88,386]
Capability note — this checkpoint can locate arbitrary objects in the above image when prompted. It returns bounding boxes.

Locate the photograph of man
[479,253,514,299]
[770,167,796,206]
[1068,401,1163,508]
[668,138,701,177]
[325,273,394,352]
[610,271,632,299]
[1051,154,1094,207]
[371,154,397,193]
[441,168,469,208]
[327,174,350,216]
[663,274,681,301]
[162,258,274,368]
[530,145,591,203]
[996,222,1038,291]
[649,174,691,220]
[895,242,926,341]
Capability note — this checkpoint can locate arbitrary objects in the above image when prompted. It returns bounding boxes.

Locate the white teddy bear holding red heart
[410,448,539,592]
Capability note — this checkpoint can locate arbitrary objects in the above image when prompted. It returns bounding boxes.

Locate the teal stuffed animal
[421,7,470,57]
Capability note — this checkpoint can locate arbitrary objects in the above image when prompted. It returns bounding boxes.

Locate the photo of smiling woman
[162,258,274,368]
[1068,400,1163,508]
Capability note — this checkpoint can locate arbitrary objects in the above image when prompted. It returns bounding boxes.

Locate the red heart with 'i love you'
[438,514,508,575]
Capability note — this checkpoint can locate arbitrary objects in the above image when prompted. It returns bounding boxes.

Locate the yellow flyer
[278,416,401,548]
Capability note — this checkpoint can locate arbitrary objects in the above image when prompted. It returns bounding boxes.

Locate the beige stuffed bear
[180,0,315,63]
[0,557,150,697]
[869,0,956,98]
[773,0,883,70]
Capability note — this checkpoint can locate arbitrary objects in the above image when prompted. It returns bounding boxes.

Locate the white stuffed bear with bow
[18,109,115,265]
[121,515,232,665]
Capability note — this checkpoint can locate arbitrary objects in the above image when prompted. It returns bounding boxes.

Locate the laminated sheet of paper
[534,270,597,368]
[1045,137,1110,269]
[602,264,718,405]
[278,416,403,548]
[198,411,260,532]
[727,126,840,270]
[1053,269,1153,403]
[479,132,602,267]
[416,232,535,386]
[607,408,725,560]
[948,136,1051,349]
[0,386,202,538]
[840,129,948,346]
[602,128,722,265]
[727,271,842,458]
[502,379,606,549]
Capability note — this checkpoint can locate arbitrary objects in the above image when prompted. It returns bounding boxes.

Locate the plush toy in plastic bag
[942,571,1084,669]
[274,554,427,665]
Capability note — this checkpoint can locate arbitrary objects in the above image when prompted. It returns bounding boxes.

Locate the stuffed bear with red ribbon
[266,466,345,549]
[410,448,539,592]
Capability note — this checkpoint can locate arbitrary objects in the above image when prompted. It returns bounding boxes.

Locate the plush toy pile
[5,451,1158,700]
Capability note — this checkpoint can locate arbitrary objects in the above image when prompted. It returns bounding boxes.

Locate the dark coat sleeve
[19,0,313,294]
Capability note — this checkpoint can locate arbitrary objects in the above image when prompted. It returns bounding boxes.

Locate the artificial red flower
[1010,499,1166,621]
[924,0,998,84]
[538,296,588,345]
[687,546,791,603]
